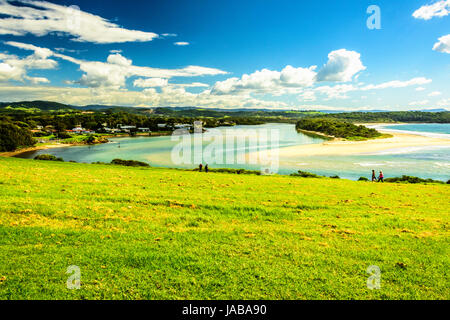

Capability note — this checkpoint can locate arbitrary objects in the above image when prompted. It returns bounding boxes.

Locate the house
[174,124,192,129]
[157,124,168,128]
[138,127,150,132]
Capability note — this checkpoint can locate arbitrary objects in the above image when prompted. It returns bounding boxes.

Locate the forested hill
[0,101,449,123]
[310,111,450,123]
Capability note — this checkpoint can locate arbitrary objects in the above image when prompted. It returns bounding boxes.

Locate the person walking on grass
[205,164,209,173]
[372,170,377,182]
[199,164,203,172]
[378,170,384,183]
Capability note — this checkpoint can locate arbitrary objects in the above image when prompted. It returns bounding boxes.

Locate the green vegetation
[312,111,450,124]
[359,177,370,182]
[34,154,64,162]
[385,176,446,184]
[296,118,384,140]
[290,170,323,178]
[0,121,36,152]
[0,157,448,299]
[110,159,150,167]
[192,168,262,175]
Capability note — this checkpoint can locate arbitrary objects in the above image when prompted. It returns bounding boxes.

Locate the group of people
[372,170,384,182]
[199,164,209,173]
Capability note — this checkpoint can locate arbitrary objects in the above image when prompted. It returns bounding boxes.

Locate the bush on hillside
[385,175,444,184]
[34,154,64,162]
[358,177,369,181]
[111,159,150,167]
[290,170,323,178]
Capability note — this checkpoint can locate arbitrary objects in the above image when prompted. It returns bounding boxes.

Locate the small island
[295,118,391,141]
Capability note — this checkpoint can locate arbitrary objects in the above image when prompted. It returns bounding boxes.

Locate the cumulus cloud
[5,41,228,89]
[211,66,317,95]
[433,34,450,53]
[412,0,450,20]
[316,49,366,82]
[428,91,442,96]
[134,78,169,88]
[0,42,56,83]
[0,0,159,44]
[415,87,426,91]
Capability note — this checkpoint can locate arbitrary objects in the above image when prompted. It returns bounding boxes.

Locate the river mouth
[17,123,450,181]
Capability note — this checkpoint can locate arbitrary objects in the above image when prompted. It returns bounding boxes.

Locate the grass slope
[0,157,448,300]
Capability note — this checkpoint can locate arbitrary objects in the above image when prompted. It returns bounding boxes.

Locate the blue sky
[0,0,449,110]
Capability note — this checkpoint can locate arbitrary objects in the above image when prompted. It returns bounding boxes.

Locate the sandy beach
[277,129,450,158]
[0,143,73,157]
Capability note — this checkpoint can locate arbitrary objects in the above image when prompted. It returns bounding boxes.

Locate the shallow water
[18,123,450,181]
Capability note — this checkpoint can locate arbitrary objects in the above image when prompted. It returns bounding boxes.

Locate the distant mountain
[0,101,75,111]
[0,101,448,114]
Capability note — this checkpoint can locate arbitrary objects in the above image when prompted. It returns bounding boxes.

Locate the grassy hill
[0,157,448,300]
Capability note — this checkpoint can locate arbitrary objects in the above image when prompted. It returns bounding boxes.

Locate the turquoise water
[19,123,450,181]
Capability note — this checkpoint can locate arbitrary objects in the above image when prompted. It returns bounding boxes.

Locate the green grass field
[0,157,448,300]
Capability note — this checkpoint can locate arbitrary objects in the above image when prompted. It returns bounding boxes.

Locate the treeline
[0,110,266,132]
[311,111,450,123]
[0,121,36,152]
[296,118,382,140]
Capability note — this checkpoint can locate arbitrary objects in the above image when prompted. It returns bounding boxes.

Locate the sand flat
[277,130,450,158]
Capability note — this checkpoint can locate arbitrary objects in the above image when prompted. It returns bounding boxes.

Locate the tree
[0,121,36,151]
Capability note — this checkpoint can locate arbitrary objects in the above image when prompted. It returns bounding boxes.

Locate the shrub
[111,159,150,167]
[290,170,322,178]
[385,175,444,184]
[32,131,49,137]
[56,132,72,139]
[34,154,64,162]
[358,177,369,181]
[194,168,261,175]
[330,175,340,179]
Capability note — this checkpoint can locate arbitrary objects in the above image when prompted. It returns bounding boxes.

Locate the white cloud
[0,0,159,44]
[174,42,190,46]
[433,34,450,53]
[211,65,317,95]
[413,0,450,20]
[415,87,426,91]
[134,78,169,88]
[316,49,366,82]
[312,77,433,99]
[280,65,317,87]
[5,41,228,89]
[298,90,316,102]
[0,42,56,83]
[360,77,432,90]
[428,91,442,96]
[437,98,450,107]
[0,84,288,109]
[314,84,356,99]
[409,100,430,106]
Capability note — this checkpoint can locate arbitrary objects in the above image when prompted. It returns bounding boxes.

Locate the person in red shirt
[378,171,384,182]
